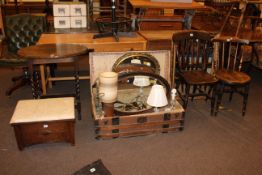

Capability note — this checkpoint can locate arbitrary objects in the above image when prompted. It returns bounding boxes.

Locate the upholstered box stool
[10,97,75,151]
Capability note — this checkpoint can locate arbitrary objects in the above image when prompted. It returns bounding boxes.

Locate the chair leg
[183,84,190,111]
[5,69,30,96]
[5,78,29,96]
[229,91,234,102]
[180,84,190,118]
[242,84,250,116]
[210,84,217,116]
[214,83,224,116]
[181,82,185,93]
[11,74,24,82]
[191,85,197,101]
[175,78,181,90]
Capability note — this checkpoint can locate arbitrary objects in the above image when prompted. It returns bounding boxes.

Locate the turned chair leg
[214,83,224,116]
[242,84,250,116]
[5,68,30,97]
[5,79,28,96]
[210,84,217,116]
[191,85,197,101]
[229,91,234,102]
[183,84,190,116]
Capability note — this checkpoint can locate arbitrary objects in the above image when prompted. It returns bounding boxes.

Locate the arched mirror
[112,52,160,74]
[114,71,170,115]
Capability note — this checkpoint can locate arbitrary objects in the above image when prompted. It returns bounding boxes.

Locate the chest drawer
[13,120,75,150]
[139,15,184,30]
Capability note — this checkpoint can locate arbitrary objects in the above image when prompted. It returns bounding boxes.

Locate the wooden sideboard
[128,0,210,29]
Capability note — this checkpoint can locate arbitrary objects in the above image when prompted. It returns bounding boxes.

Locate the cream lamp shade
[147,84,168,109]
[133,76,150,87]
[131,59,151,87]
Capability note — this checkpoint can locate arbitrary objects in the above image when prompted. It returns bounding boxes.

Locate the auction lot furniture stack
[89,50,185,139]
[53,1,87,28]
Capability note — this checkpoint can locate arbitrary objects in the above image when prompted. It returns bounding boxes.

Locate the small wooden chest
[10,97,75,150]
[90,50,185,139]
[138,30,174,50]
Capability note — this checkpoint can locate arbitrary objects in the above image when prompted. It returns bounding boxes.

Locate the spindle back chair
[212,37,251,116]
[172,30,218,115]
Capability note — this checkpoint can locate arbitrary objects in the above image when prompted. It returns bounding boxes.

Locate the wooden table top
[38,32,147,52]
[236,28,262,43]
[18,44,89,60]
[128,0,209,10]
[217,28,262,43]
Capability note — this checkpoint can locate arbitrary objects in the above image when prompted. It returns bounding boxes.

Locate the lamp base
[153,107,159,112]
[102,102,115,117]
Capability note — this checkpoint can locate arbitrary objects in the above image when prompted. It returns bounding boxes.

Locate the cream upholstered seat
[10,97,75,124]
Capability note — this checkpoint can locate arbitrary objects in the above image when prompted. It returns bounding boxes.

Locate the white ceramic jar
[99,72,118,103]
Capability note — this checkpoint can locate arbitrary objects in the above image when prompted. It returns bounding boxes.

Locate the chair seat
[181,70,218,85]
[215,70,251,84]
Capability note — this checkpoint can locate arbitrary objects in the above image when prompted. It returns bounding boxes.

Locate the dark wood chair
[0,13,47,96]
[172,30,218,115]
[212,37,251,116]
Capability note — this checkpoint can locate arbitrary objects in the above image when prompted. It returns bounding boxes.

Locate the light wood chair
[212,37,251,116]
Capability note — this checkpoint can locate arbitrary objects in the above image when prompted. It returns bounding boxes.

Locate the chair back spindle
[213,37,249,72]
[173,30,213,74]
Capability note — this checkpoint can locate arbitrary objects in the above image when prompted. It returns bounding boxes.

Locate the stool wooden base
[13,120,75,151]
[10,97,75,150]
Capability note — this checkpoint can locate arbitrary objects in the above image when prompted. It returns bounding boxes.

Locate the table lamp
[133,76,150,89]
[131,58,151,102]
[133,75,150,103]
[93,0,119,41]
[147,84,168,112]
[170,88,177,110]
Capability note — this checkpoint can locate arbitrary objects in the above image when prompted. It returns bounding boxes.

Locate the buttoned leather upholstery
[5,14,46,52]
[0,13,46,67]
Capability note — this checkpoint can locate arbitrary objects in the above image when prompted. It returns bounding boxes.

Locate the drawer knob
[43,124,48,128]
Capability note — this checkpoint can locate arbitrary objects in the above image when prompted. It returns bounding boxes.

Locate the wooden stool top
[10,97,75,124]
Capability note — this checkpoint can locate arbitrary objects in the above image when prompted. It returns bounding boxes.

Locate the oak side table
[17,43,89,120]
